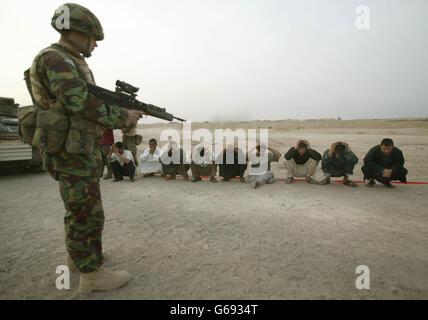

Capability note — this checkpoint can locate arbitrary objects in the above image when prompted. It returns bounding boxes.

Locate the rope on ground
[162,175,428,184]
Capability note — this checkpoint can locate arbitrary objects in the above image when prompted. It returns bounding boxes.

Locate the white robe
[139,148,163,174]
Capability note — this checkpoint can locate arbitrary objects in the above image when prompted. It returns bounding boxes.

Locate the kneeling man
[284,140,321,184]
[109,142,136,182]
[361,138,408,188]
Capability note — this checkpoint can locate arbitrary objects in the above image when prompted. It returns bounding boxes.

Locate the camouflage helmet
[51,3,104,41]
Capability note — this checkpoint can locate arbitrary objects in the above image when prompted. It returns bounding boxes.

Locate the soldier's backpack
[20,66,69,154]
[18,69,36,145]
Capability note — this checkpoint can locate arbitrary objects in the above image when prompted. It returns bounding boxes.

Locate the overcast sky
[1,0,427,122]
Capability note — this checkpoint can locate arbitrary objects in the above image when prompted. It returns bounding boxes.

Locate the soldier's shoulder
[40,50,68,66]
[35,47,74,70]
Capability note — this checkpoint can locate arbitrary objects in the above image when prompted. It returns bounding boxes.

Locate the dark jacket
[321,149,359,175]
[363,145,405,177]
[285,147,321,165]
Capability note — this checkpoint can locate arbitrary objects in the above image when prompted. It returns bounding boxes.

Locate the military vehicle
[0,97,41,170]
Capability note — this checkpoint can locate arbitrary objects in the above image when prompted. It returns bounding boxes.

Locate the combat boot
[79,266,130,293]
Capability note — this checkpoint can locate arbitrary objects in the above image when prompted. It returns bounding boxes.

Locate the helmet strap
[84,35,92,58]
[61,32,92,58]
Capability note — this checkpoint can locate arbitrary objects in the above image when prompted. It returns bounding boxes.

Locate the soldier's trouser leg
[123,136,138,167]
[101,144,112,177]
[131,147,138,168]
[59,174,104,273]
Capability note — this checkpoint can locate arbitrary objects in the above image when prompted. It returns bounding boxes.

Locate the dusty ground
[1,119,427,300]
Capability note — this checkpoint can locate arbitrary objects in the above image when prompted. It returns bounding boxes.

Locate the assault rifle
[87,80,185,122]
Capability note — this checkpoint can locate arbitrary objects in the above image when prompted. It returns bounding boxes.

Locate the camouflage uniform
[100,130,114,178]
[121,126,139,167]
[30,5,131,273]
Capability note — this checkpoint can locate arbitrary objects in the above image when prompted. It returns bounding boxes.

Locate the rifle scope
[116,80,139,95]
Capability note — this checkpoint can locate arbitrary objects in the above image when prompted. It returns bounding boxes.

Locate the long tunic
[139,147,163,174]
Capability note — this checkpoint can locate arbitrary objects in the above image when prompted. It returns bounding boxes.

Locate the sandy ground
[0,119,427,300]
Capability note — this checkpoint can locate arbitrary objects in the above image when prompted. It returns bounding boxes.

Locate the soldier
[100,129,114,179]
[121,126,142,168]
[29,4,143,293]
